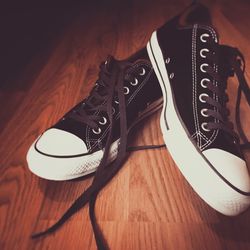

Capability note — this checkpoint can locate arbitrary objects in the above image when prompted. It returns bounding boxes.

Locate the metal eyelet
[200,48,209,58]
[61,117,66,121]
[200,33,210,43]
[99,117,107,125]
[112,107,115,115]
[201,78,209,88]
[165,57,170,64]
[200,63,209,73]
[124,86,130,94]
[92,127,101,134]
[199,93,208,103]
[130,78,138,86]
[201,108,209,117]
[115,99,119,104]
[139,68,146,76]
[201,122,210,132]
[169,73,175,79]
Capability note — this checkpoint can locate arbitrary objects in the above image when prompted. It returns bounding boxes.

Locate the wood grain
[1,0,250,249]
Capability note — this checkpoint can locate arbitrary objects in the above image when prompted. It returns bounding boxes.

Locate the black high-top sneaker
[27,48,163,180]
[147,6,250,215]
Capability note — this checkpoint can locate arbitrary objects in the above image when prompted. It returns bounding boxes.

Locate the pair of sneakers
[28,3,250,249]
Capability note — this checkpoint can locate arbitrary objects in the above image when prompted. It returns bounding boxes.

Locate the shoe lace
[31,56,165,250]
[66,56,148,131]
[198,36,250,149]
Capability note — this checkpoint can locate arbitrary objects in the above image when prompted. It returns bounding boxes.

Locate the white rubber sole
[147,31,250,216]
[27,139,119,181]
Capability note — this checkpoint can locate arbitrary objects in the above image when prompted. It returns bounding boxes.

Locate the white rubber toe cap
[201,148,250,216]
[203,148,250,193]
[35,128,88,156]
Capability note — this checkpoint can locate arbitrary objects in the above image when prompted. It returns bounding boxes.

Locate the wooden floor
[1,0,250,249]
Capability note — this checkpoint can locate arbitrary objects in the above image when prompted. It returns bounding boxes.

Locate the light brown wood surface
[1,1,250,249]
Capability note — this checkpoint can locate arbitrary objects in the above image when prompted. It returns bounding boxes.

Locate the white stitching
[192,24,201,147]
[128,67,153,104]
[197,24,219,150]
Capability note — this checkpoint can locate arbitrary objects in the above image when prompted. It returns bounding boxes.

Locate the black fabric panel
[158,24,196,136]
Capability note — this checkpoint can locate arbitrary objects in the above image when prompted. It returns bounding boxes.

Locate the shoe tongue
[179,3,212,26]
[160,3,211,33]
[104,55,118,72]
[217,46,235,91]
[125,47,149,64]
[85,58,116,109]
[104,48,150,72]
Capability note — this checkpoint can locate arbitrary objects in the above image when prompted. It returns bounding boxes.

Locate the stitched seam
[128,68,153,104]
[86,108,103,150]
[191,133,198,140]
[198,132,209,144]
[199,131,210,142]
[198,25,219,149]
[86,126,91,149]
[192,24,201,147]
[199,131,210,141]
[89,121,111,150]
[191,132,197,138]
